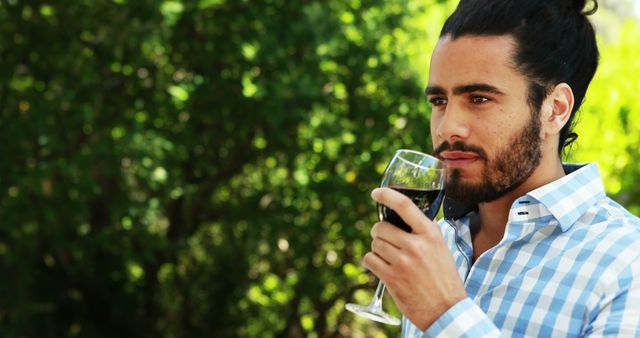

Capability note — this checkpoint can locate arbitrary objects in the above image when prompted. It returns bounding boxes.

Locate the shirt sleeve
[403,298,503,338]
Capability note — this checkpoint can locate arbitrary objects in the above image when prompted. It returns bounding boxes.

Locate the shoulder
[587,197,640,237]
[577,196,640,233]
[573,197,640,277]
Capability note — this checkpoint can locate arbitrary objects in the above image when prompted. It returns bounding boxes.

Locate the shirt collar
[443,163,607,232]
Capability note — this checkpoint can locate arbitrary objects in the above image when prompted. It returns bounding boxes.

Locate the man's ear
[541,83,574,137]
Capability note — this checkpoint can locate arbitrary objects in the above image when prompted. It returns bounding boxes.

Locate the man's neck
[472,158,566,261]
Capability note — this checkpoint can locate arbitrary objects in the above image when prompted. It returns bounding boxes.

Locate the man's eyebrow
[453,83,505,95]
[425,83,506,96]
[424,86,445,96]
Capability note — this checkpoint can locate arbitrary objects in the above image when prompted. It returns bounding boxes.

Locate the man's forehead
[427,34,523,91]
[430,34,518,70]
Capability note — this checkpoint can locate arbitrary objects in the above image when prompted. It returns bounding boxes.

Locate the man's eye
[429,97,447,106]
[471,96,489,104]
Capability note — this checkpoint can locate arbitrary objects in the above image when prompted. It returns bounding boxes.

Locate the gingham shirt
[402,163,640,337]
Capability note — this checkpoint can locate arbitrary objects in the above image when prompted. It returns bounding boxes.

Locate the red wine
[378,187,444,232]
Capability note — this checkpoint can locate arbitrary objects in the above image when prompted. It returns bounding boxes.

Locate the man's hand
[363,187,467,331]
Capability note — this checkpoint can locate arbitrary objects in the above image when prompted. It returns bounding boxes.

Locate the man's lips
[438,151,481,167]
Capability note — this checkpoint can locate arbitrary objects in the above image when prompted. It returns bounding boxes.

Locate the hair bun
[572,0,598,15]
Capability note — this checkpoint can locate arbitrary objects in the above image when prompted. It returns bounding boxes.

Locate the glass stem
[369,280,386,311]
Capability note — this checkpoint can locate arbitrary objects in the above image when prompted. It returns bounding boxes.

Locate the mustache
[434,141,488,160]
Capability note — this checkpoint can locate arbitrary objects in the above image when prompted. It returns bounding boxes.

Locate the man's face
[427,35,543,204]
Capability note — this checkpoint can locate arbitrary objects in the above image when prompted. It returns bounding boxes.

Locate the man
[363,0,640,336]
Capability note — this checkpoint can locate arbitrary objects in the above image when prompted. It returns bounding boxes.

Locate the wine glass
[346,149,446,325]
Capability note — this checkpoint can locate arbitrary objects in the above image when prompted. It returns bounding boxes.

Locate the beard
[435,112,543,205]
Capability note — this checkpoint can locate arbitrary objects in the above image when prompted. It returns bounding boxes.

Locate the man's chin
[444,180,503,205]
[445,182,478,204]
[446,166,484,180]
[446,172,482,190]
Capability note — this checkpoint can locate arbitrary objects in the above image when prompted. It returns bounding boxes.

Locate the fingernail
[371,188,380,198]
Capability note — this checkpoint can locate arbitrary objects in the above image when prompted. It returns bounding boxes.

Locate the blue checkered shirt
[402,163,640,337]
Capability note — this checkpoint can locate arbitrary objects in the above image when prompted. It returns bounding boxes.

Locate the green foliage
[0,0,637,337]
[0,0,448,337]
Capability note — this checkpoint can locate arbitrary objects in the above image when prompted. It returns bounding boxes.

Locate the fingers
[371,187,433,234]
[370,221,406,242]
[363,252,390,280]
[371,236,400,264]
[365,222,403,279]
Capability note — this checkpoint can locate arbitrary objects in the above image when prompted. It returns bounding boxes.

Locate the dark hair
[440,0,600,155]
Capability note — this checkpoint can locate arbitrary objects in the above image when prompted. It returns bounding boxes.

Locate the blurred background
[0,0,638,337]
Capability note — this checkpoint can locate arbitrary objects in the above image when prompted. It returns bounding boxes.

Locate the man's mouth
[438,151,481,167]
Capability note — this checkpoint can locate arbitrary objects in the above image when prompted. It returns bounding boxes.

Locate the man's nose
[434,103,471,142]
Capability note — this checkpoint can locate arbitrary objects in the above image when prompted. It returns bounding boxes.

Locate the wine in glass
[346,149,445,325]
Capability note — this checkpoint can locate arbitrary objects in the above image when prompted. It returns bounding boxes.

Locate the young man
[364,0,640,336]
